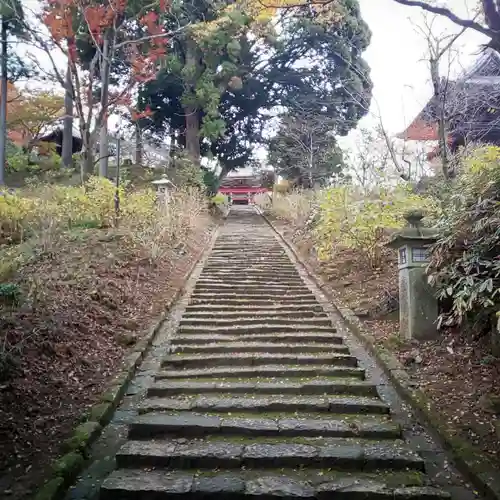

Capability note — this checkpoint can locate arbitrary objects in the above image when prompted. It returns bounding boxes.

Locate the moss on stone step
[51,451,85,481]
[62,421,102,453]
[33,477,65,500]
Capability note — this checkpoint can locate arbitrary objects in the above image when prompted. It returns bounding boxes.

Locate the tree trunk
[430,58,449,178]
[99,33,111,178]
[184,104,200,165]
[308,134,314,189]
[80,128,93,183]
[0,17,8,186]
[184,40,201,166]
[135,122,142,167]
[62,63,74,168]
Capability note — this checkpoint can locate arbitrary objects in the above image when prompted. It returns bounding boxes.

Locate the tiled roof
[398,49,500,142]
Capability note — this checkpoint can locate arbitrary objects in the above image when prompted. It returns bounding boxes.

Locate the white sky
[356,0,486,134]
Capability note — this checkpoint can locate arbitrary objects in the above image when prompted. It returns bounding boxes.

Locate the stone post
[386,210,439,341]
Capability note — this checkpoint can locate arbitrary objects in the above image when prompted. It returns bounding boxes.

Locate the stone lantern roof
[151,175,176,189]
[386,210,438,248]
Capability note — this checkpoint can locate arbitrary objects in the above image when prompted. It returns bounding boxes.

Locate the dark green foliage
[428,146,500,334]
[138,0,372,174]
[203,169,220,195]
[0,0,32,81]
[0,282,21,304]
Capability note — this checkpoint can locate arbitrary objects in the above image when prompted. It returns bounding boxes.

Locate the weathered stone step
[202,265,298,272]
[139,395,388,414]
[170,342,347,354]
[199,277,303,284]
[178,317,333,327]
[191,290,317,304]
[189,297,320,306]
[128,413,401,439]
[196,280,307,288]
[101,469,449,500]
[194,281,308,288]
[147,378,376,397]
[205,259,293,264]
[208,253,288,259]
[184,305,325,314]
[177,324,336,335]
[172,332,344,345]
[192,288,312,297]
[115,439,423,471]
[155,365,364,380]
[162,353,358,369]
[199,271,301,278]
[181,310,328,320]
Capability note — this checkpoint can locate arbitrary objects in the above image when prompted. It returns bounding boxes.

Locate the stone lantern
[151,175,175,204]
[386,210,439,341]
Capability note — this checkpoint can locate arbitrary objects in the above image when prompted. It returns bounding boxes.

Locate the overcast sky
[356,0,486,134]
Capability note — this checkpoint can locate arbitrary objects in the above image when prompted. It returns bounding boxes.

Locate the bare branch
[392,0,496,38]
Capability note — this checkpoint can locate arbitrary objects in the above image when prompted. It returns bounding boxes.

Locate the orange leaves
[130,105,153,122]
[43,0,75,43]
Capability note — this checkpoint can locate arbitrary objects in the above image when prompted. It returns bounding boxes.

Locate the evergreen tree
[0,0,26,185]
[138,0,372,175]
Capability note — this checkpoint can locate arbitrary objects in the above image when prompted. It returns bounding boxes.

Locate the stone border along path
[65,206,479,500]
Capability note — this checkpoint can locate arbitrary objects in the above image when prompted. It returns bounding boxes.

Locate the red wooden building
[218,173,273,205]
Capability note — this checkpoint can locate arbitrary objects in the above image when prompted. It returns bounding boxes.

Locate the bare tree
[391,1,500,51]
[411,14,470,178]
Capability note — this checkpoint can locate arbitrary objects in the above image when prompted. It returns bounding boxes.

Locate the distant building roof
[398,49,500,143]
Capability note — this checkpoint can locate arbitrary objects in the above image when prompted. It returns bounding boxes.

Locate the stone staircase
[100,207,450,500]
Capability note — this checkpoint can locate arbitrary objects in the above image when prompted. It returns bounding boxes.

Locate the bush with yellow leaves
[0,192,32,243]
[315,185,437,268]
[0,178,207,257]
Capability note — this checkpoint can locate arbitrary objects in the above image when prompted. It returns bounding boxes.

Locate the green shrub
[0,283,21,304]
[428,145,500,331]
[211,193,228,205]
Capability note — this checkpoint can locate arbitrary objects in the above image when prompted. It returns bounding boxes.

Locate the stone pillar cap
[386,210,438,248]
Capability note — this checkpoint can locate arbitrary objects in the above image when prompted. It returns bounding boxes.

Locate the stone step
[162,353,358,369]
[190,294,317,303]
[195,281,310,294]
[195,279,306,286]
[192,288,313,297]
[184,304,325,312]
[178,317,333,327]
[128,413,402,439]
[177,324,337,335]
[115,439,424,471]
[202,265,298,272]
[199,271,302,279]
[147,378,376,397]
[101,469,449,500]
[172,333,345,345]
[170,342,348,354]
[181,310,329,320]
[189,297,320,306]
[139,395,388,414]
[155,365,364,380]
[204,260,295,266]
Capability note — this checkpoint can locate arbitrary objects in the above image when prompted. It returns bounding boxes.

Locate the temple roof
[219,175,262,189]
[398,49,500,142]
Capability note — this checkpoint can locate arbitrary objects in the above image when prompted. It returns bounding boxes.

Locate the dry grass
[255,190,316,227]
